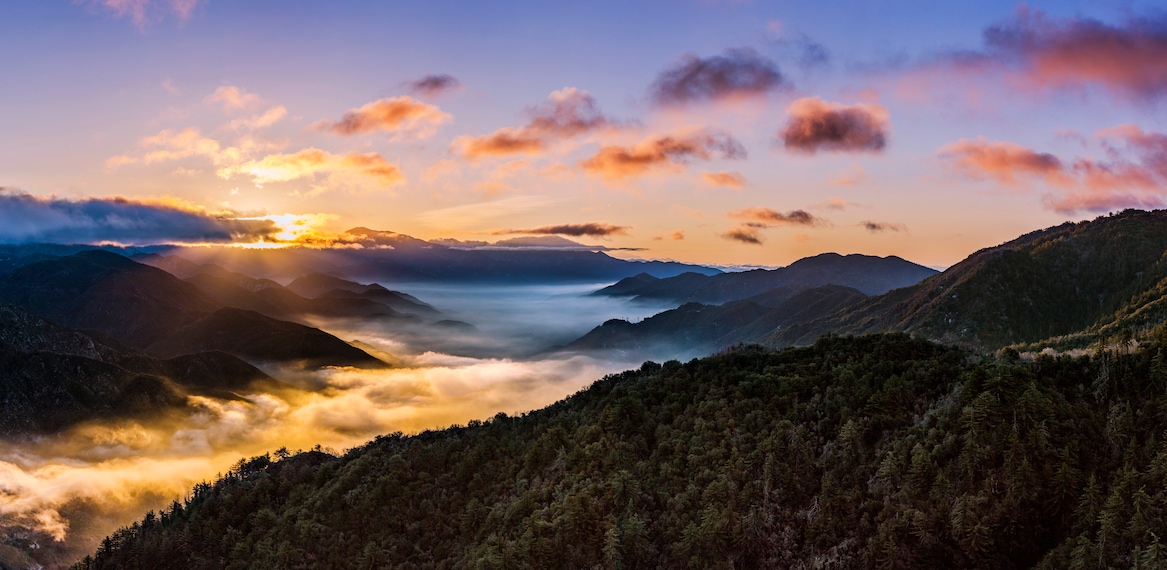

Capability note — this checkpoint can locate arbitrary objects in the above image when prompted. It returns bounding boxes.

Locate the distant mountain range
[571,253,936,358]
[568,285,867,359]
[594,252,937,305]
[572,209,1167,358]
[166,227,721,284]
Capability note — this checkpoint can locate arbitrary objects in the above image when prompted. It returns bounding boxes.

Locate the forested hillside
[77,333,1167,569]
[768,209,1167,351]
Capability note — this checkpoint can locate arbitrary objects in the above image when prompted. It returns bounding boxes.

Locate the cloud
[206,86,261,111]
[780,97,889,154]
[453,88,617,158]
[985,8,1167,100]
[701,170,746,188]
[648,48,788,106]
[407,74,462,98]
[316,96,451,138]
[721,226,763,244]
[581,130,746,181]
[82,0,202,27]
[940,138,1065,185]
[229,106,288,131]
[818,197,853,210]
[492,222,629,238]
[729,207,823,227]
[830,164,868,186]
[0,190,280,245]
[940,132,1167,213]
[859,221,907,232]
[221,148,405,188]
[105,127,239,169]
[904,9,1167,103]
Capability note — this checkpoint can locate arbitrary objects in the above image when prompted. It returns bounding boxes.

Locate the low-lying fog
[0,283,673,566]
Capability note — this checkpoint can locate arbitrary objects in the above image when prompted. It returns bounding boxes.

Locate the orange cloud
[941,133,1167,213]
[581,130,745,181]
[454,88,617,158]
[229,106,287,131]
[454,128,546,158]
[940,137,1069,186]
[900,9,1167,103]
[701,170,746,188]
[221,148,405,188]
[206,86,261,111]
[781,97,889,154]
[318,97,450,137]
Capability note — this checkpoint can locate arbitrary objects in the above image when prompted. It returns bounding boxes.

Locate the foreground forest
[74,333,1167,569]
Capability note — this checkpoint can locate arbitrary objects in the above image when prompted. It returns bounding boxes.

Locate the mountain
[76,334,1167,569]
[766,209,1167,351]
[146,307,385,368]
[166,228,722,283]
[594,252,937,305]
[0,305,271,435]
[0,251,384,369]
[566,284,866,359]
[285,273,441,319]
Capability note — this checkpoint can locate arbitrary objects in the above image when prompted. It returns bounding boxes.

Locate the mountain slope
[767,209,1167,350]
[77,334,1167,569]
[0,305,271,435]
[567,284,866,358]
[595,252,936,305]
[0,251,384,368]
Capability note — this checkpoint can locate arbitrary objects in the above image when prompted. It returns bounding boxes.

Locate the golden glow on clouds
[0,351,627,542]
[220,148,405,192]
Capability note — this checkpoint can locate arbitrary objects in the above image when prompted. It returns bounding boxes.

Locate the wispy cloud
[780,97,889,154]
[81,0,203,28]
[220,148,404,189]
[315,96,451,138]
[899,9,1167,103]
[940,129,1167,213]
[721,226,763,244]
[701,170,746,188]
[491,222,629,237]
[581,129,745,181]
[859,220,907,232]
[648,48,788,106]
[453,88,619,158]
[206,85,261,111]
[407,74,462,98]
[729,207,824,227]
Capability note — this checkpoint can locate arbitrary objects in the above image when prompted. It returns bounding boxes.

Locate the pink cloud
[317,97,450,137]
[940,131,1167,214]
[581,130,745,181]
[781,97,889,154]
[454,88,617,158]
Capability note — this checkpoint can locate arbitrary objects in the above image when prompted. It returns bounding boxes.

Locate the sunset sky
[2,0,1166,267]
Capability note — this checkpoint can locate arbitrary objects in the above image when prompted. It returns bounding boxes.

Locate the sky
[2,0,1167,268]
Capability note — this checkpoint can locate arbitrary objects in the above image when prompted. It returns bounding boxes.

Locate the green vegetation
[75,332,1167,569]
[769,209,1167,352]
